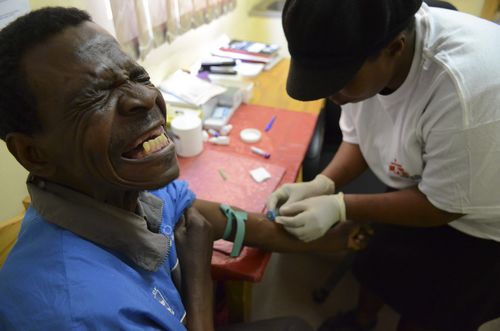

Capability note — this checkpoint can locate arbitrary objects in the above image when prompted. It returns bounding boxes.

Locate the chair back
[0,213,24,268]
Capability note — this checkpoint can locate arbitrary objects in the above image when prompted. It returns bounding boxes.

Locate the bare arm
[192,199,354,253]
[345,186,463,227]
[321,141,368,188]
[322,142,461,226]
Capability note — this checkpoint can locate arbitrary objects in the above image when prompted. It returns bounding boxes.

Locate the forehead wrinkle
[29,24,138,108]
[74,39,132,88]
[74,31,119,62]
[92,61,125,84]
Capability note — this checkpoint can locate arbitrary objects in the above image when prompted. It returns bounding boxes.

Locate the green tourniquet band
[221,204,233,240]
[219,204,248,257]
[231,210,247,257]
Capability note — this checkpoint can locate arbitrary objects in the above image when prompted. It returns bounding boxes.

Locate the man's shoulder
[149,179,191,197]
[148,179,195,210]
[1,209,141,300]
[0,225,158,329]
[147,179,196,234]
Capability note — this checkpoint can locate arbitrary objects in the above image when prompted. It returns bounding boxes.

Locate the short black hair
[0,7,92,141]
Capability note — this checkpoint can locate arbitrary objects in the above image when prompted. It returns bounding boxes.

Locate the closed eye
[135,74,152,84]
[129,67,152,84]
[71,87,110,113]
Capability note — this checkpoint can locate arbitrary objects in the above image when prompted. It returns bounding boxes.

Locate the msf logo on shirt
[388,159,421,181]
[152,287,175,315]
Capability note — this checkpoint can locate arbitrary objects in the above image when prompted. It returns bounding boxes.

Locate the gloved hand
[275,193,346,242]
[267,174,335,212]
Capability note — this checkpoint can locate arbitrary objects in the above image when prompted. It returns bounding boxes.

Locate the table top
[249,59,323,115]
[177,103,318,281]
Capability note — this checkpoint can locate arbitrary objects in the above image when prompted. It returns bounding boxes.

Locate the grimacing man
[0,7,363,331]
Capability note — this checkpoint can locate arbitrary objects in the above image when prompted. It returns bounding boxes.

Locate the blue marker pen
[264,115,276,132]
[250,146,271,159]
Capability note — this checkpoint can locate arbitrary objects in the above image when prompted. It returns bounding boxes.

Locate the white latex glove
[275,193,346,242]
[266,174,335,212]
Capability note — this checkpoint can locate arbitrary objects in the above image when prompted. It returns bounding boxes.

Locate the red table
[177,103,318,282]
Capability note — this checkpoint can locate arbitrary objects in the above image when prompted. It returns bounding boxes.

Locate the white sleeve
[418,90,500,216]
[339,105,359,144]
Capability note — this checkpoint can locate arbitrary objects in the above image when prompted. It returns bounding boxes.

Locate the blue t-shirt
[0,180,195,331]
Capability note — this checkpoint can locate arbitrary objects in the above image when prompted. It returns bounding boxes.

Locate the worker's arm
[322,140,461,226]
[192,199,355,253]
[345,186,462,227]
[274,141,462,241]
[321,141,368,189]
[276,185,463,243]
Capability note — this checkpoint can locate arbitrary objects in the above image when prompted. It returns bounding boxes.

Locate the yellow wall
[29,0,87,10]
[0,143,29,219]
[0,0,88,221]
[0,0,491,221]
[449,0,485,16]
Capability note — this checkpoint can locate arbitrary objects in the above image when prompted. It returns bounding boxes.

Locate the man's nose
[117,83,158,115]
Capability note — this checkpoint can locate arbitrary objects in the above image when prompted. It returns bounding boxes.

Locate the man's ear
[5,132,55,178]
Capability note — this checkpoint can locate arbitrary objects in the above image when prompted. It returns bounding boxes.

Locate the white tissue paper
[249,167,271,183]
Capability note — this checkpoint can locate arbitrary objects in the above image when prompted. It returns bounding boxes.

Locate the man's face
[22,22,179,195]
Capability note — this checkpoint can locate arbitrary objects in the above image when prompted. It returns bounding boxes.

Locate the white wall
[137,0,286,85]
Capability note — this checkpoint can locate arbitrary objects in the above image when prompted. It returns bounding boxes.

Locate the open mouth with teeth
[122,127,171,160]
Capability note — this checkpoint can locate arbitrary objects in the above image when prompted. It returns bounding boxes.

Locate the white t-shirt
[339,3,500,241]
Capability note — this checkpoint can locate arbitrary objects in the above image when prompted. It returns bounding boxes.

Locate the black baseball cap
[282,0,423,101]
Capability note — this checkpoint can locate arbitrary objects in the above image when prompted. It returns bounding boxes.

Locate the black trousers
[217,317,313,331]
[353,223,500,331]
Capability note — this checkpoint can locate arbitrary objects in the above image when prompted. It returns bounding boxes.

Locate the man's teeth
[142,134,168,155]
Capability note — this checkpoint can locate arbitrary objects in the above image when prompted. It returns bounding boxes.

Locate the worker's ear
[383,33,407,58]
[5,132,55,178]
